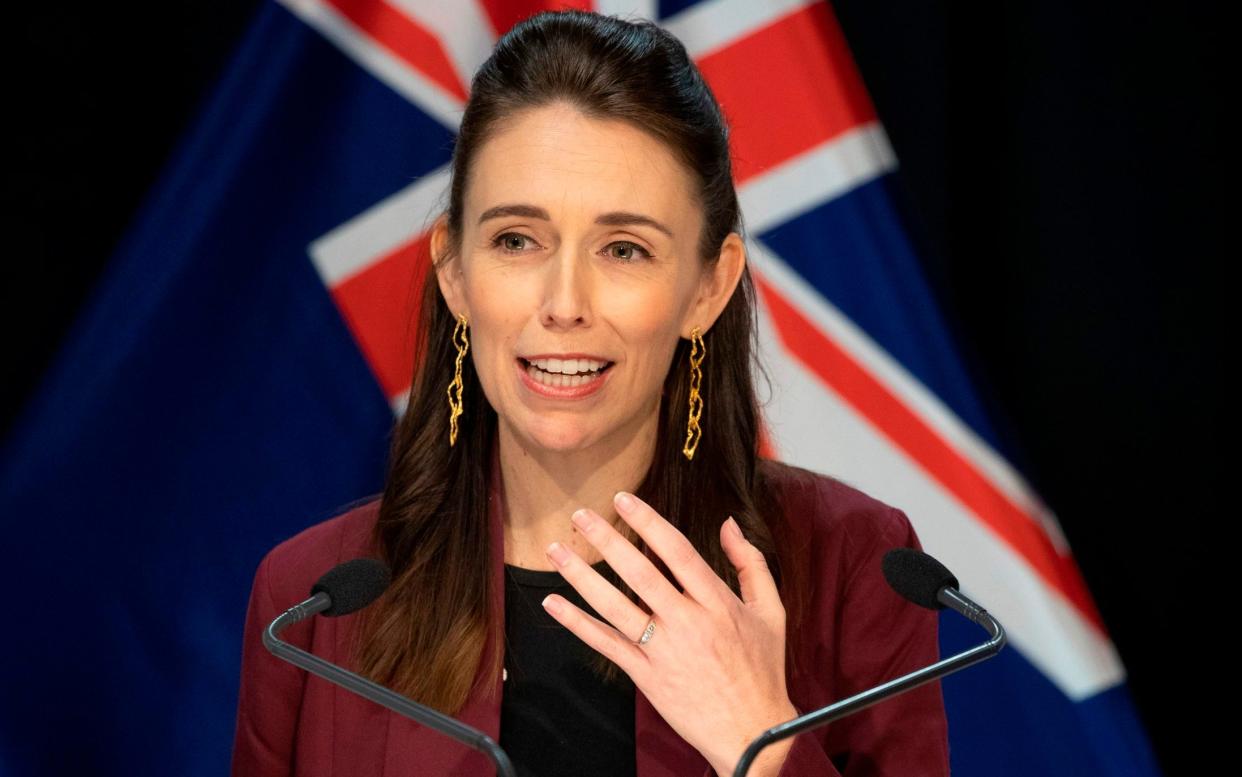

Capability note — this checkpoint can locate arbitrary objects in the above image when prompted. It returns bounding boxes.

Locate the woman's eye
[606,241,653,262]
[492,233,535,253]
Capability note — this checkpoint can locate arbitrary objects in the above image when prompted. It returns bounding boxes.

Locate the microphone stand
[265,593,517,777]
[732,587,1005,777]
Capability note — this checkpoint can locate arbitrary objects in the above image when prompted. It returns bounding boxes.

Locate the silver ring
[636,619,656,646]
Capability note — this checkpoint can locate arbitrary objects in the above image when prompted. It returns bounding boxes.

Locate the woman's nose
[539,250,593,329]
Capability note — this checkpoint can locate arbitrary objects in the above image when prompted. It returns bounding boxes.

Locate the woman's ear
[683,231,746,337]
[431,214,468,318]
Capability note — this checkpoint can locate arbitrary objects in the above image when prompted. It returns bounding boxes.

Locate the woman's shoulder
[252,494,383,606]
[756,458,922,557]
[758,461,948,772]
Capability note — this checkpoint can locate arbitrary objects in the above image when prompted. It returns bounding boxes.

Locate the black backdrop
[5,3,1221,771]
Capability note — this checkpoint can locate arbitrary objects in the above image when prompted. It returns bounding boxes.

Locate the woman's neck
[498,412,658,570]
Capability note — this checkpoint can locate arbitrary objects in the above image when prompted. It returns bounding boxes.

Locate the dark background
[4,2,1220,772]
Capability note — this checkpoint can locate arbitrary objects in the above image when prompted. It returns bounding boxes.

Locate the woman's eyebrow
[478,203,674,238]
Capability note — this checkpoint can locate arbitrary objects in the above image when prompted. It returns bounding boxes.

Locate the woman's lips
[515,357,613,400]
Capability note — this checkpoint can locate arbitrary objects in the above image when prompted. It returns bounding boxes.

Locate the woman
[231,9,949,777]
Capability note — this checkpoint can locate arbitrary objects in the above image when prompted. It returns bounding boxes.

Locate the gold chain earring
[447,313,469,446]
[683,326,705,460]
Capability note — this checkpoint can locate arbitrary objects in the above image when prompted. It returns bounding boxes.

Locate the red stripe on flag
[697,1,879,185]
[754,273,1108,634]
[329,237,431,399]
[325,0,469,101]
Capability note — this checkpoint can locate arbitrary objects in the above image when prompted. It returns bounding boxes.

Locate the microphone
[732,548,1005,777]
[264,558,516,777]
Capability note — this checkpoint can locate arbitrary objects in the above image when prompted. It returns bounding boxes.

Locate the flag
[0,1,1162,774]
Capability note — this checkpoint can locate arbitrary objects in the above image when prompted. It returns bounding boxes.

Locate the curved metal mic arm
[264,594,517,777]
[732,586,1006,777]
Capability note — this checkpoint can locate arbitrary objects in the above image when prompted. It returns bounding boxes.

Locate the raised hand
[541,490,799,777]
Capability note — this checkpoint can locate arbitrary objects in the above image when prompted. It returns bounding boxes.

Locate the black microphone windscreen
[310,558,392,616]
[881,547,959,610]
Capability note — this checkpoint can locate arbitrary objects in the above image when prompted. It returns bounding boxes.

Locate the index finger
[613,491,730,608]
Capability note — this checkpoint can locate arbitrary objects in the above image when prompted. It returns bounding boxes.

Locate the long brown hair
[352,9,809,714]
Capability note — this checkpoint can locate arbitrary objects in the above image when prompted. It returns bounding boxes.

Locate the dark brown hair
[352,8,809,714]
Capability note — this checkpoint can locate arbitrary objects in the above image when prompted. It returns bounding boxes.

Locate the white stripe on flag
[277,0,466,131]
[308,165,451,287]
[739,121,899,235]
[749,239,1121,700]
[662,0,819,59]
[594,0,660,24]
[386,0,497,87]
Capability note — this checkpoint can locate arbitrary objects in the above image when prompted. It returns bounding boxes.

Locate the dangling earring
[682,326,705,460]
[447,313,469,447]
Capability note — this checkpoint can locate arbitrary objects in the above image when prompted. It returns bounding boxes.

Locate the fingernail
[727,516,744,540]
[570,509,593,532]
[542,595,561,614]
[546,541,570,567]
[615,491,637,513]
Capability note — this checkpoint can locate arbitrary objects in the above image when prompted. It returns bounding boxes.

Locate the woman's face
[433,102,744,455]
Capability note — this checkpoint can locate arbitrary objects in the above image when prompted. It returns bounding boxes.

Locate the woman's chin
[529,430,594,454]
[518,419,599,454]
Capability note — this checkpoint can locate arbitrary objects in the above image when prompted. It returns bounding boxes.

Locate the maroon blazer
[231,448,950,776]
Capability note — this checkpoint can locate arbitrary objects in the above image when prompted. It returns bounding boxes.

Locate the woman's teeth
[528,357,607,374]
[523,357,610,388]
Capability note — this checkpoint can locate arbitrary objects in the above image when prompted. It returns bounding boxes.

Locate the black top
[499,560,636,777]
